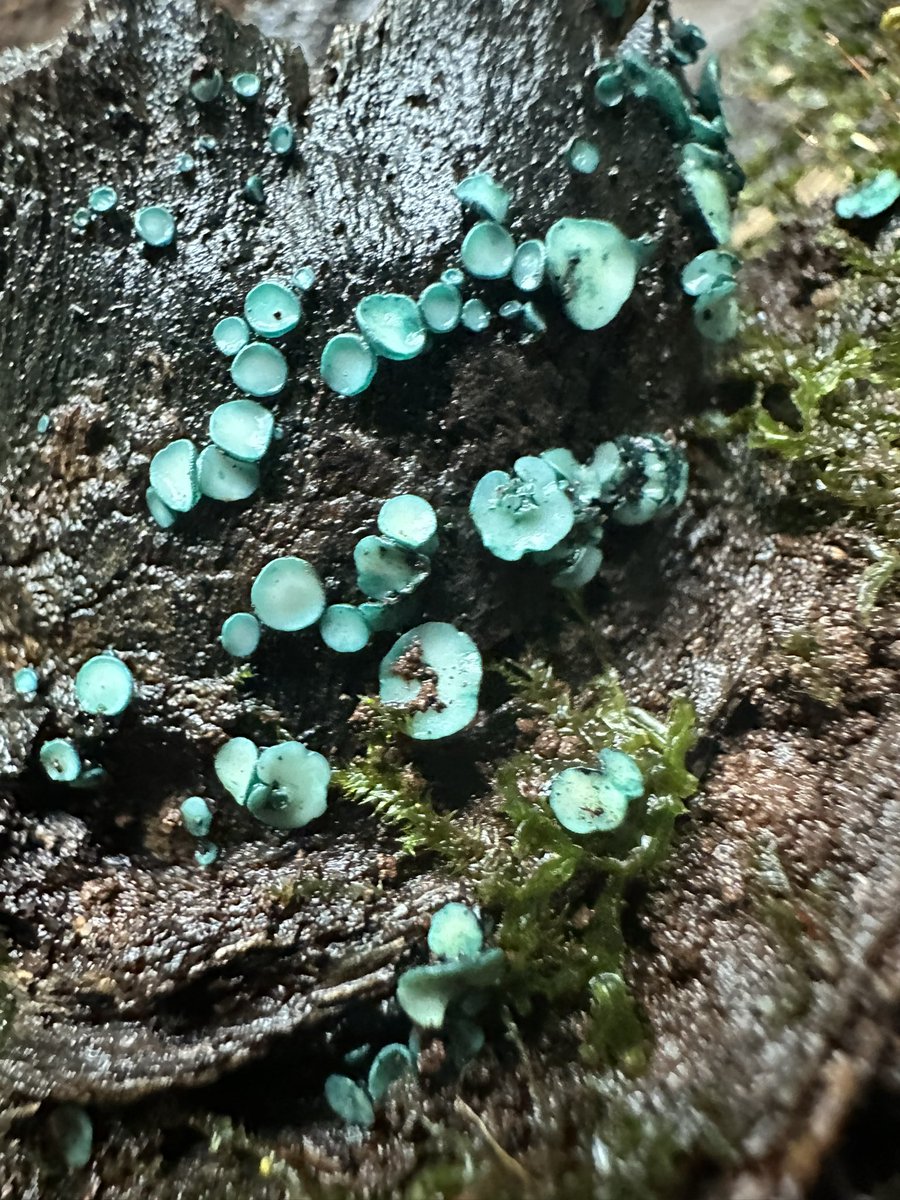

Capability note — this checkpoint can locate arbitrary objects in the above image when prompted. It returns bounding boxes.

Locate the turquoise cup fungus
[499,300,522,320]
[13,667,38,697]
[246,741,331,829]
[396,948,504,1029]
[680,249,740,297]
[47,1104,93,1171]
[594,59,626,107]
[354,536,430,601]
[835,169,900,220]
[291,266,316,292]
[220,612,261,658]
[427,902,483,960]
[145,486,176,529]
[469,456,575,561]
[545,218,638,330]
[268,123,295,155]
[321,333,378,396]
[181,795,212,837]
[511,239,546,292]
[195,842,219,868]
[175,152,196,174]
[40,738,82,783]
[213,316,251,357]
[75,653,134,716]
[72,208,92,230]
[325,1076,375,1128]
[680,143,732,243]
[134,206,176,247]
[231,343,288,397]
[441,267,465,288]
[244,281,302,338]
[597,747,645,799]
[566,137,601,174]
[197,445,260,502]
[549,766,629,834]
[244,175,265,204]
[379,622,482,741]
[149,439,199,513]
[251,556,326,631]
[460,298,490,332]
[190,68,223,103]
[356,293,427,360]
[209,399,274,462]
[320,605,371,653]
[367,1044,415,1104]
[453,172,511,223]
[460,220,515,279]
[418,282,462,333]
[214,736,259,805]
[232,72,261,99]
[693,279,740,343]
[377,494,438,552]
[89,186,118,213]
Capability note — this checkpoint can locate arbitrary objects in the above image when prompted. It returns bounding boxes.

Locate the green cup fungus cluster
[34,652,132,787]
[470,436,688,588]
[325,1042,416,1129]
[835,169,900,221]
[549,747,645,834]
[681,249,741,343]
[215,736,330,831]
[379,622,483,741]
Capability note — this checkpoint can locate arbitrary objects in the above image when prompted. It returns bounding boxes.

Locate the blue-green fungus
[549,765,629,834]
[354,536,429,601]
[195,841,219,868]
[181,795,212,838]
[441,267,465,288]
[74,653,134,716]
[213,316,251,357]
[620,49,692,139]
[545,218,638,330]
[89,186,117,213]
[246,741,331,829]
[470,456,574,561]
[693,278,739,344]
[696,55,723,120]
[251,556,326,631]
[418,282,462,333]
[244,175,265,204]
[198,445,260,502]
[320,605,371,653]
[511,239,546,292]
[149,439,200,513]
[47,1104,93,1171]
[521,301,547,336]
[231,342,288,397]
[379,622,482,741]
[13,667,38,697]
[232,71,261,99]
[681,249,740,297]
[210,399,274,462]
[460,298,490,332]
[680,143,732,244]
[453,172,510,223]
[134,205,176,248]
[598,747,645,799]
[550,543,604,589]
[356,293,427,360]
[566,137,601,174]
[40,738,81,783]
[145,486,176,529]
[291,266,316,292]
[321,333,378,396]
[594,59,626,108]
[461,220,515,280]
[72,207,92,230]
[175,151,196,175]
[196,134,218,153]
[499,300,522,320]
[396,948,504,1029]
[607,434,689,525]
[835,169,900,220]
[367,1044,415,1104]
[325,1075,375,1128]
[428,902,483,961]
[359,596,418,634]
[214,736,259,805]
[220,612,261,658]
[37,415,50,434]
[190,67,223,103]
[344,1044,372,1068]
[244,281,302,338]
[378,494,438,552]
[268,123,295,156]
[668,18,707,65]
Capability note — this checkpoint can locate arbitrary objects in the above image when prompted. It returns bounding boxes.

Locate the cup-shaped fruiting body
[74,653,134,716]
[209,399,274,463]
[680,249,741,297]
[325,1075,375,1128]
[197,445,260,502]
[427,902,483,961]
[668,17,707,65]
[40,738,81,782]
[320,605,371,653]
[594,59,626,107]
[511,239,546,292]
[354,536,430,601]
[396,948,504,1028]
[244,175,265,204]
[291,266,316,292]
[189,67,223,103]
[460,220,515,279]
[597,747,645,799]
[697,54,722,119]
[180,795,212,837]
[220,612,261,658]
[321,333,378,396]
[13,667,39,697]
[213,316,251,357]
[619,48,692,139]
[232,72,261,99]
[550,543,604,590]
[835,169,900,220]
[247,741,330,829]
[355,293,427,360]
[149,439,200,513]
[441,267,465,288]
[46,1104,93,1171]
[88,186,117,213]
[195,842,219,868]
[231,343,288,397]
[145,486,176,529]
[545,218,638,330]
[244,281,302,338]
[693,279,739,343]
[367,1044,415,1105]
[566,137,601,174]
[175,152,196,175]
[251,556,326,631]
[679,143,733,244]
[603,434,689,525]
[521,301,547,336]
[377,495,438,553]
[418,282,462,333]
[453,172,510,223]
[548,747,644,834]
[359,595,418,634]
[134,206,176,247]
[268,123,295,155]
[214,736,259,805]
[379,622,482,741]
[470,456,575,561]
[499,300,522,320]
